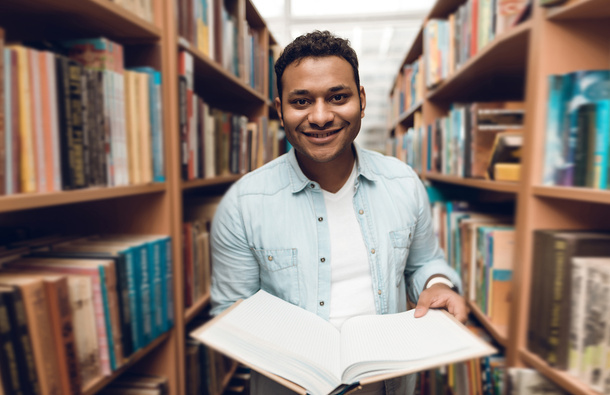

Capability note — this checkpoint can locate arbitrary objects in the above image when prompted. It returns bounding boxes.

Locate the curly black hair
[274,30,360,100]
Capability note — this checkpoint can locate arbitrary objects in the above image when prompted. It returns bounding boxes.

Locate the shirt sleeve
[404,177,462,305]
[209,185,260,316]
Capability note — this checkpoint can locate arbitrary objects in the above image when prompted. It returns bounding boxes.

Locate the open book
[190,290,496,395]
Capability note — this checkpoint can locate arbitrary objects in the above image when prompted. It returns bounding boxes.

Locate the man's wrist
[425,276,457,292]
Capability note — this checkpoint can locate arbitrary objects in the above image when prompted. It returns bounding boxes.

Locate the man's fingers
[414,290,432,318]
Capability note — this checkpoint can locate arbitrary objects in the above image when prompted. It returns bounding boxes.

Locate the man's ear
[359,86,366,118]
[274,97,284,127]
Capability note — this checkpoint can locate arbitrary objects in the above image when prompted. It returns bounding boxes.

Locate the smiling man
[210,30,467,395]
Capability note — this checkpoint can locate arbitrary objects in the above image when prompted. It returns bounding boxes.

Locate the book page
[339,309,488,382]
[191,290,342,394]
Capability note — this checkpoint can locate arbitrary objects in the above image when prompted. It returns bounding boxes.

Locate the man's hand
[413,284,469,324]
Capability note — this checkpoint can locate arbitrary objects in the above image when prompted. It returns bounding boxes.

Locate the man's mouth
[303,129,341,138]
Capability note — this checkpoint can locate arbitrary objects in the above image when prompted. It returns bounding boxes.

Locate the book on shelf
[190,290,496,395]
[486,131,523,180]
[507,367,567,394]
[527,231,610,371]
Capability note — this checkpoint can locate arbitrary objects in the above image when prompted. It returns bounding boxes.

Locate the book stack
[426,101,524,180]
[527,230,610,393]
[423,0,530,89]
[542,70,610,188]
[178,50,284,181]
[98,372,169,395]
[0,233,174,393]
[1,37,165,196]
[389,111,425,174]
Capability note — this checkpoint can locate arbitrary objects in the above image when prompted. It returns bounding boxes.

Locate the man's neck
[297,146,356,194]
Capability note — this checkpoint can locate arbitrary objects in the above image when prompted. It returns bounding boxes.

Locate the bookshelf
[389,0,610,393]
[0,0,279,394]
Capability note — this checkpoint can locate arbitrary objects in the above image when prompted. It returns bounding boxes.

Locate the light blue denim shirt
[210,143,462,394]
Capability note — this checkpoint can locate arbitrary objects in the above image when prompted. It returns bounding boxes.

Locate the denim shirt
[210,144,462,394]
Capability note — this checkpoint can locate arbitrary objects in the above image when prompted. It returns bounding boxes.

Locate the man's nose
[308,100,334,128]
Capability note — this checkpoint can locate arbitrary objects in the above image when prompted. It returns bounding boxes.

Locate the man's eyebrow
[329,85,351,92]
[287,89,309,96]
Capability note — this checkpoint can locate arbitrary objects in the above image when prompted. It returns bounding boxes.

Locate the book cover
[191,290,495,395]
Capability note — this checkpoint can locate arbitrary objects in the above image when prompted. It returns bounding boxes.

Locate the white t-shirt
[323,163,376,330]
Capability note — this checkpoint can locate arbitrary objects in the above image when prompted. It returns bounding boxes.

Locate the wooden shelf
[182,175,243,191]
[519,349,603,395]
[392,101,423,130]
[83,331,172,395]
[0,0,161,42]
[178,40,266,112]
[547,0,610,21]
[215,361,239,395]
[0,184,166,214]
[467,300,509,347]
[426,21,532,102]
[424,173,520,193]
[185,292,211,323]
[533,186,610,205]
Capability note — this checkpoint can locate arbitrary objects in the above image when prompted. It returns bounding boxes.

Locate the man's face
[275,56,366,167]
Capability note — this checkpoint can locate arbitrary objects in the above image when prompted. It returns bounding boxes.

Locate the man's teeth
[306,130,338,138]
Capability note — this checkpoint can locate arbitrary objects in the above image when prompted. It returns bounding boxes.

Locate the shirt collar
[286,143,378,194]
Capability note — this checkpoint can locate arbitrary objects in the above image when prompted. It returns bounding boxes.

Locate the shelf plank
[391,101,423,130]
[519,349,603,395]
[547,0,610,20]
[0,184,166,214]
[533,186,610,204]
[0,0,161,42]
[467,300,509,347]
[178,41,266,111]
[182,175,243,190]
[83,331,171,395]
[426,21,532,102]
[185,292,211,323]
[424,173,520,193]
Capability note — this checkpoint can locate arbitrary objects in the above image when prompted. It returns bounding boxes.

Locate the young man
[210,30,467,395]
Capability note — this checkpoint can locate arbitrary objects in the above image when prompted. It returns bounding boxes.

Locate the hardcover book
[191,290,495,395]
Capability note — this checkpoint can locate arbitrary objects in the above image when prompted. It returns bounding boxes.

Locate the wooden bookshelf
[215,361,239,395]
[83,332,172,395]
[0,184,167,214]
[546,0,610,20]
[182,175,243,191]
[424,173,520,193]
[426,20,531,102]
[519,349,603,395]
[185,292,211,323]
[392,101,423,130]
[389,0,610,392]
[467,300,509,347]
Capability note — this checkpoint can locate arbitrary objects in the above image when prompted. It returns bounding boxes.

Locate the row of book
[0,32,166,195]
[387,111,425,174]
[389,56,425,124]
[177,0,267,94]
[98,373,169,395]
[527,230,610,393]
[431,198,514,327]
[186,315,237,395]
[109,0,156,24]
[424,0,530,88]
[0,233,174,394]
[419,322,506,395]
[542,70,610,189]
[179,50,284,180]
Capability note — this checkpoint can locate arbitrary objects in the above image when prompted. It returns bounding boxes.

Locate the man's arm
[404,178,468,323]
[209,187,260,316]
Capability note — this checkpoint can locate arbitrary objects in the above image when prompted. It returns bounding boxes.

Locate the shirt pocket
[252,248,300,305]
[390,225,416,287]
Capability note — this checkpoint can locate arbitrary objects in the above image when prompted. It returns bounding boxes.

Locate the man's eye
[293,99,308,105]
[331,94,346,102]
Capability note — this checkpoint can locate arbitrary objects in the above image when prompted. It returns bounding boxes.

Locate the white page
[194,290,341,393]
[339,309,474,381]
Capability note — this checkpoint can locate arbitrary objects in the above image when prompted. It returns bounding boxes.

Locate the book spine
[3,49,11,195]
[123,248,142,351]
[16,47,37,193]
[0,291,25,395]
[151,71,165,182]
[46,52,62,192]
[115,254,134,357]
[164,237,174,328]
[98,267,117,370]
[29,49,47,193]
[151,240,164,336]
[568,258,587,377]
[56,55,73,190]
[67,60,87,188]
[43,278,82,395]
[595,100,610,189]
[583,265,610,390]
[0,31,4,196]
[103,261,124,367]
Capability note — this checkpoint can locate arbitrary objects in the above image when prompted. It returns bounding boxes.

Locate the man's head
[273,31,366,175]
[274,30,360,100]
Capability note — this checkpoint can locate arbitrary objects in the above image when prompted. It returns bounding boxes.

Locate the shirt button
[320,258,325,262]
[319,301,324,306]
[359,209,364,215]
[268,256,273,261]
[310,183,315,188]
[378,290,382,295]
[371,249,376,254]
[318,217,323,222]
